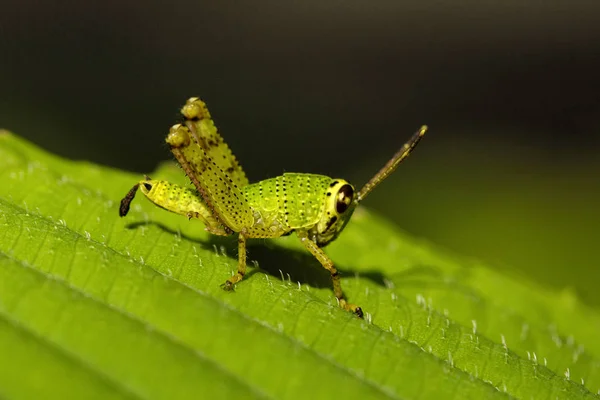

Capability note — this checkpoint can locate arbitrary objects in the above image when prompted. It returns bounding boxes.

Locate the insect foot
[221,272,244,292]
[220,280,235,291]
[340,298,364,319]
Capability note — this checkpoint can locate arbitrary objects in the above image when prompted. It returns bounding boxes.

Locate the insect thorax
[241,173,331,236]
[243,173,356,244]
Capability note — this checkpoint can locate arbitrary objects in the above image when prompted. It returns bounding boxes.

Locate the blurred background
[1,1,599,306]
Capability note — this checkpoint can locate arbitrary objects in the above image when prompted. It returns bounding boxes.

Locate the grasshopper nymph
[120,97,427,318]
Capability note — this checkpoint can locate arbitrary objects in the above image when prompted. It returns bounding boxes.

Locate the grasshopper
[120,97,427,318]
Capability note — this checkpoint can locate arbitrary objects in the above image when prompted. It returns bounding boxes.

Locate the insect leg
[180,97,249,188]
[166,124,253,233]
[296,230,363,318]
[222,233,248,290]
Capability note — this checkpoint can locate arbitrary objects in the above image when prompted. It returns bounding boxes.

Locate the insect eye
[143,183,153,191]
[335,184,354,214]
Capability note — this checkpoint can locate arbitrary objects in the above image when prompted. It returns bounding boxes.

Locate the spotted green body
[120,97,428,318]
[243,174,355,245]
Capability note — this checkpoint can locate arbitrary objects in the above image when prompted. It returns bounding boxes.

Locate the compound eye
[143,183,153,191]
[335,184,354,214]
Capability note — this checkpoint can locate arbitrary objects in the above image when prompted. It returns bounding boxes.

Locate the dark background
[2,1,599,305]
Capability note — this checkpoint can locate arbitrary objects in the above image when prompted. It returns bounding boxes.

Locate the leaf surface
[0,131,598,399]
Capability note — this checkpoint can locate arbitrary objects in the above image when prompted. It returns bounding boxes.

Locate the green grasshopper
[120,97,427,318]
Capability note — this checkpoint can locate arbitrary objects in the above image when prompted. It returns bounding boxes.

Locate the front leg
[222,233,247,290]
[296,230,363,318]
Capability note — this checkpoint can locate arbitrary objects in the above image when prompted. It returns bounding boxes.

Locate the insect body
[120,97,427,318]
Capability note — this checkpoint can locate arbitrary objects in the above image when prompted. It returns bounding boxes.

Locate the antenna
[356,125,428,202]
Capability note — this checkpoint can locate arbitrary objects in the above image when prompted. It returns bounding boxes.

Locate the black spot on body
[325,216,338,232]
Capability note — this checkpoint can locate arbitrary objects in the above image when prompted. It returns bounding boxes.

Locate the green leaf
[0,130,598,399]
